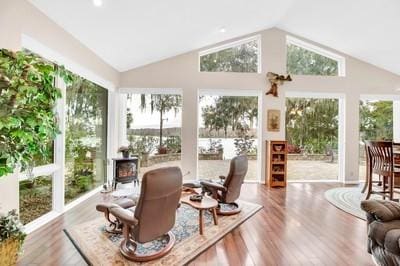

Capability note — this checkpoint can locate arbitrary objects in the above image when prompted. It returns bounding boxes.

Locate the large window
[199,36,260,73]
[19,175,52,225]
[286,36,344,76]
[64,73,108,203]
[126,93,182,179]
[286,97,339,180]
[198,93,259,181]
[18,50,57,225]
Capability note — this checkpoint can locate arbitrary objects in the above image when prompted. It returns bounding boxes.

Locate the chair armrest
[109,205,138,226]
[115,197,138,209]
[361,200,400,222]
[96,197,137,213]
[200,180,227,192]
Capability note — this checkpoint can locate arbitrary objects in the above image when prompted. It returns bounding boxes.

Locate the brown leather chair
[108,167,182,262]
[96,196,138,234]
[200,155,248,215]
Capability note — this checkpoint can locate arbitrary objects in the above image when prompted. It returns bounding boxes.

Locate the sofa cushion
[385,229,400,255]
[361,200,400,222]
[369,220,400,253]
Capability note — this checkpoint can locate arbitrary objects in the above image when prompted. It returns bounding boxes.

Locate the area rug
[324,187,379,220]
[64,200,262,265]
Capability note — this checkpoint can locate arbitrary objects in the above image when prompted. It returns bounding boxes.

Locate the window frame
[198,35,262,74]
[20,35,115,233]
[286,35,346,77]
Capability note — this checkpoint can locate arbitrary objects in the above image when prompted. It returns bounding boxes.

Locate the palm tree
[139,94,182,148]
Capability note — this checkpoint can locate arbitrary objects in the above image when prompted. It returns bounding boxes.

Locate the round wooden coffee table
[181,195,218,235]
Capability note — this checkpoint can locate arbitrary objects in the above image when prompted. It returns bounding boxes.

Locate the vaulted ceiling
[29,0,400,75]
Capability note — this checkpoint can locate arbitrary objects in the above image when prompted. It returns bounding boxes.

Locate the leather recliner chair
[201,155,248,215]
[361,200,400,266]
[103,167,182,262]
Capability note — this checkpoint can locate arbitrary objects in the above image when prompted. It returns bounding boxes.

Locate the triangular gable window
[199,36,260,73]
[287,36,345,76]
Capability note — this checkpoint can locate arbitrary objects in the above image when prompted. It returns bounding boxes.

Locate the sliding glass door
[125,92,182,179]
[285,97,339,181]
[198,92,259,181]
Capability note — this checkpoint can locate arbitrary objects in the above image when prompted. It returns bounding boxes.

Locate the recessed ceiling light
[219,27,226,33]
[93,0,103,7]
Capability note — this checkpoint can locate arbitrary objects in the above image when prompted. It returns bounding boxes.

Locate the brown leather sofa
[201,155,248,215]
[361,200,400,266]
[99,167,182,262]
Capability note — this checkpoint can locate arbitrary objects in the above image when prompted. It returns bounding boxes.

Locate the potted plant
[157,146,167,155]
[0,210,26,265]
[118,146,130,158]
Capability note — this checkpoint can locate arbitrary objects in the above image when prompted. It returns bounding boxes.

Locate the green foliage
[286,98,339,154]
[234,126,256,155]
[202,96,258,137]
[165,136,181,153]
[0,210,26,249]
[64,71,107,202]
[139,94,182,148]
[200,40,258,73]
[128,135,157,155]
[287,44,338,76]
[199,139,223,154]
[359,100,393,141]
[0,49,69,177]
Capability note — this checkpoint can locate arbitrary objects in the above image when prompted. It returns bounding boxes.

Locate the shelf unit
[269,140,287,188]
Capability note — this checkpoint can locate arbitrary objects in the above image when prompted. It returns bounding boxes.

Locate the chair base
[217,202,242,216]
[120,231,175,262]
[105,220,123,234]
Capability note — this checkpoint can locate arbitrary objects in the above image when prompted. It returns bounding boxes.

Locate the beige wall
[0,0,119,87]
[120,28,400,184]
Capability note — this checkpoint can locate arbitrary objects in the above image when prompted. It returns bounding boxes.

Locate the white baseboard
[343,180,360,185]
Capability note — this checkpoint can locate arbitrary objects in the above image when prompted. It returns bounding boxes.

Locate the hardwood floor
[18,183,373,266]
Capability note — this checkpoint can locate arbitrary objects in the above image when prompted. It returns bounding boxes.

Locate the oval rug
[324,187,379,220]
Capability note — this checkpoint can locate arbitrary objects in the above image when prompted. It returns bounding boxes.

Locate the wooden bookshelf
[269,140,287,188]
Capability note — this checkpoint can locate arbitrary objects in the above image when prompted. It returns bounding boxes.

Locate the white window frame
[20,35,115,233]
[286,35,346,77]
[198,89,263,183]
[118,87,184,157]
[285,91,345,182]
[198,35,262,74]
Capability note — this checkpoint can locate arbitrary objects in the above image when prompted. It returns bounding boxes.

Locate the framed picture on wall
[267,109,280,132]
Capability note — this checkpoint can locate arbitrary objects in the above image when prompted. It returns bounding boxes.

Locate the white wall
[0,172,19,214]
[119,28,400,184]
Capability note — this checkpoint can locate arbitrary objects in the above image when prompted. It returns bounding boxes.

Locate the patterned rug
[324,187,379,220]
[64,200,262,265]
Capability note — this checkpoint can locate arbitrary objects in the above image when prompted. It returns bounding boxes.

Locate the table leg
[212,208,218,225]
[199,210,204,235]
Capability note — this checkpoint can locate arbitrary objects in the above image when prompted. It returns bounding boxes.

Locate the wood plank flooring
[18,183,373,266]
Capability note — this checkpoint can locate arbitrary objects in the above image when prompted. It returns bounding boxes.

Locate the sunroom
[1,0,400,265]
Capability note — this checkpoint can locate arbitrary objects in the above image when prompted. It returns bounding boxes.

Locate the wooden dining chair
[365,141,395,200]
[361,142,382,193]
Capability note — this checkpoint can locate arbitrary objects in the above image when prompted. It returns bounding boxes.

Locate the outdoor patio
[138,159,341,181]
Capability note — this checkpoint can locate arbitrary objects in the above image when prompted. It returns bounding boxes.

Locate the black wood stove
[112,157,139,189]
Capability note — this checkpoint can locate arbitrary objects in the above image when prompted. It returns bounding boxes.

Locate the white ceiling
[29,0,400,75]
